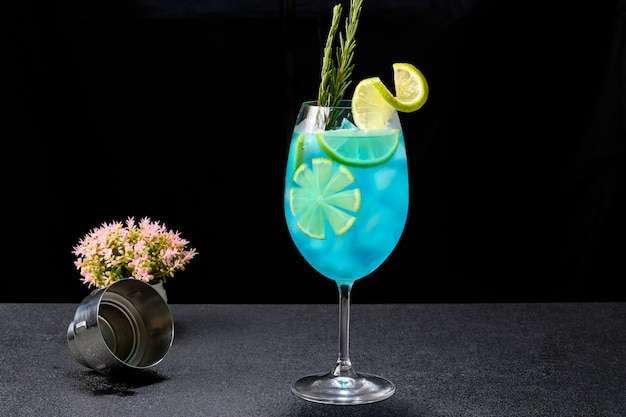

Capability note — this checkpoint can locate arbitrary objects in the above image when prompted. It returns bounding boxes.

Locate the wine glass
[283,100,409,404]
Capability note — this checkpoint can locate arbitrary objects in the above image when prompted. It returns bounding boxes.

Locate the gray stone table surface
[1,302,625,416]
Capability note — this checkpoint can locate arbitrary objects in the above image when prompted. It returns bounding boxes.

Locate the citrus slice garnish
[294,133,305,170]
[351,62,428,130]
[351,77,396,130]
[289,157,361,240]
[317,128,400,167]
[389,62,429,113]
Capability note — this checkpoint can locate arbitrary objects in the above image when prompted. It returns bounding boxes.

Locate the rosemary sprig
[317,0,363,108]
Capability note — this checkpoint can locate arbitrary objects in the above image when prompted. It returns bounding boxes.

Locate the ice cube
[340,118,359,130]
[374,167,396,190]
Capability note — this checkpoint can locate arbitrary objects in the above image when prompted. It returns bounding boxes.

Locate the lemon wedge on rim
[389,62,429,112]
[351,62,428,130]
[351,77,396,130]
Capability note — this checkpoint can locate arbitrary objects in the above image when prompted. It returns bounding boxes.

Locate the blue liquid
[284,128,409,283]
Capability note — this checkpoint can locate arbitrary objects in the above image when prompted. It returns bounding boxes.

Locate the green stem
[316,0,363,120]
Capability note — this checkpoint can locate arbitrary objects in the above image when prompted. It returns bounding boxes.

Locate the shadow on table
[67,369,169,397]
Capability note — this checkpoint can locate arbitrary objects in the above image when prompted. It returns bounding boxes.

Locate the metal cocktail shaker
[67,278,174,375]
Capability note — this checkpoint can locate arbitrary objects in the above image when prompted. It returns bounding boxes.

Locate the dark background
[4,0,624,303]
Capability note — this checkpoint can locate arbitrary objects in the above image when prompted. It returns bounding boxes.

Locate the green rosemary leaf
[317,0,363,110]
[317,4,342,107]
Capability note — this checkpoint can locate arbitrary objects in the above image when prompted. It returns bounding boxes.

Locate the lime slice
[351,62,428,130]
[351,77,396,130]
[289,157,361,240]
[317,128,400,167]
[294,133,305,170]
[389,62,429,113]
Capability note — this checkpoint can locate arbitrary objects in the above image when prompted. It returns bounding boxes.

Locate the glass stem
[332,282,357,377]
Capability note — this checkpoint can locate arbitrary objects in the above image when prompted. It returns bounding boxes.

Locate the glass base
[291,372,396,405]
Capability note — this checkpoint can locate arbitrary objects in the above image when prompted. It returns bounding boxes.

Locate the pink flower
[72,216,198,289]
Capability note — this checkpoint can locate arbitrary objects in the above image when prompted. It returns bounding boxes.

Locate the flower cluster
[73,216,198,289]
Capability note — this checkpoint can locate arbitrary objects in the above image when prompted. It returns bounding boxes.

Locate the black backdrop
[4,0,624,303]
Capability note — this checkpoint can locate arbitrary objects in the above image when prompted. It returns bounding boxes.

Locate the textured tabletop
[1,303,625,416]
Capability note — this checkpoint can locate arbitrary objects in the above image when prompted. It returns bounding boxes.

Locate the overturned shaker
[67,278,174,375]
